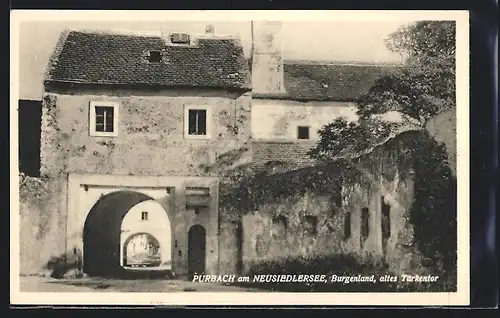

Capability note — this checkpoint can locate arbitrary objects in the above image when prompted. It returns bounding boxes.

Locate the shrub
[232,254,454,292]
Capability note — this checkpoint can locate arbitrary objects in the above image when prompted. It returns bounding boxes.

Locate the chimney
[251,21,285,95]
[205,24,215,35]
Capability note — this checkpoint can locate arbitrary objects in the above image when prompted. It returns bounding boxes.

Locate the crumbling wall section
[220,131,434,277]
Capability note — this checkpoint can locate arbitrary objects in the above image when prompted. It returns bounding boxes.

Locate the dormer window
[170,33,190,44]
[148,50,162,63]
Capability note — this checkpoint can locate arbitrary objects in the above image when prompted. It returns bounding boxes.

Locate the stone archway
[82,190,155,277]
[120,200,172,271]
[123,232,161,268]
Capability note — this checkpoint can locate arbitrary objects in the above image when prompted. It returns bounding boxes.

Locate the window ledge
[90,131,119,138]
[184,134,211,140]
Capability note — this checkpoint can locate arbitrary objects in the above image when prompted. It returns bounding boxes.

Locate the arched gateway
[82,190,172,277]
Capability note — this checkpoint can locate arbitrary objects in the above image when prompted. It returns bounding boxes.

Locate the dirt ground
[19,276,261,293]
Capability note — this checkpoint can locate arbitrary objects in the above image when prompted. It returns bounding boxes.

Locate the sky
[18,20,416,100]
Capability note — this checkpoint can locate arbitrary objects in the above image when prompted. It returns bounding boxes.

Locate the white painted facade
[66,173,220,275]
[120,200,172,270]
[251,99,358,141]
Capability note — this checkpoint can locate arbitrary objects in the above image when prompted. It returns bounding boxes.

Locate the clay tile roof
[45,30,252,91]
[251,60,399,102]
[252,140,317,169]
[252,122,423,170]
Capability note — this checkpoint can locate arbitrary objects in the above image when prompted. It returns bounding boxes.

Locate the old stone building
[18,22,455,280]
[21,27,252,278]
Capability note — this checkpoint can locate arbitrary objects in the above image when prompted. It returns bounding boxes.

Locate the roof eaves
[44,79,253,92]
[44,29,72,82]
[251,93,359,103]
[284,59,403,67]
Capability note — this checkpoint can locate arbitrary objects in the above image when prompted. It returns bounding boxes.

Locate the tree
[309,21,456,161]
[309,21,458,276]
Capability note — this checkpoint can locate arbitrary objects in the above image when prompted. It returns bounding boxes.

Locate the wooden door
[187,225,206,280]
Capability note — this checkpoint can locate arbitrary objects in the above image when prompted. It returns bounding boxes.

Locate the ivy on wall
[19,172,50,203]
[406,132,457,273]
[219,162,343,222]
[219,131,418,221]
[219,129,457,274]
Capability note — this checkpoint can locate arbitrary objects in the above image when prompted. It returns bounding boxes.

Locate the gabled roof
[45,30,398,100]
[252,60,398,102]
[44,30,252,91]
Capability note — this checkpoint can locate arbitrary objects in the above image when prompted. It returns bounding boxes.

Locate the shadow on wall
[45,250,175,280]
[46,248,84,279]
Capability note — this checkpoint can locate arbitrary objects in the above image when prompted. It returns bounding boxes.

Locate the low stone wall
[19,174,67,276]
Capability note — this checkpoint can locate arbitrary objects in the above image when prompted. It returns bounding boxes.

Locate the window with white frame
[89,101,119,137]
[184,105,211,139]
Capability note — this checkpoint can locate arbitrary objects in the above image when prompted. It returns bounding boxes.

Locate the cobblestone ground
[19,276,260,293]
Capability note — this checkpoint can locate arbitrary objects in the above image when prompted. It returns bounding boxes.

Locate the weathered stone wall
[240,192,344,272]
[40,87,252,177]
[341,142,418,274]
[225,132,425,276]
[19,86,251,276]
[218,221,242,274]
[19,174,67,275]
[426,109,456,176]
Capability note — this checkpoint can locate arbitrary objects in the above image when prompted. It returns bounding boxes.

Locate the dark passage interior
[83,190,153,278]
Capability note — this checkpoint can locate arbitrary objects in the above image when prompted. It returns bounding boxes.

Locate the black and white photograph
[10,10,469,306]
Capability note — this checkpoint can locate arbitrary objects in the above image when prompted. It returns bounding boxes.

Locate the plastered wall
[251,99,358,141]
[20,86,250,276]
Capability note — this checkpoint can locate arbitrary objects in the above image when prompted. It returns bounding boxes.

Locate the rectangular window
[184,106,211,139]
[141,211,148,221]
[360,207,369,243]
[89,101,119,137]
[381,197,391,240]
[271,216,288,240]
[303,215,317,235]
[95,106,114,132]
[297,126,310,139]
[344,212,351,240]
[188,109,207,135]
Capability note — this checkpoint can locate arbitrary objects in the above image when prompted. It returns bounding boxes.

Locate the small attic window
[170,33,190,44]
[148,50,162,63]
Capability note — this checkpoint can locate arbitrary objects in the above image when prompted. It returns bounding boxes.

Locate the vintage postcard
[10,10,470,306]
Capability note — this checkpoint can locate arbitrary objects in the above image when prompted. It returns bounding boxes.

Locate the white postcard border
[10,10,470,306]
